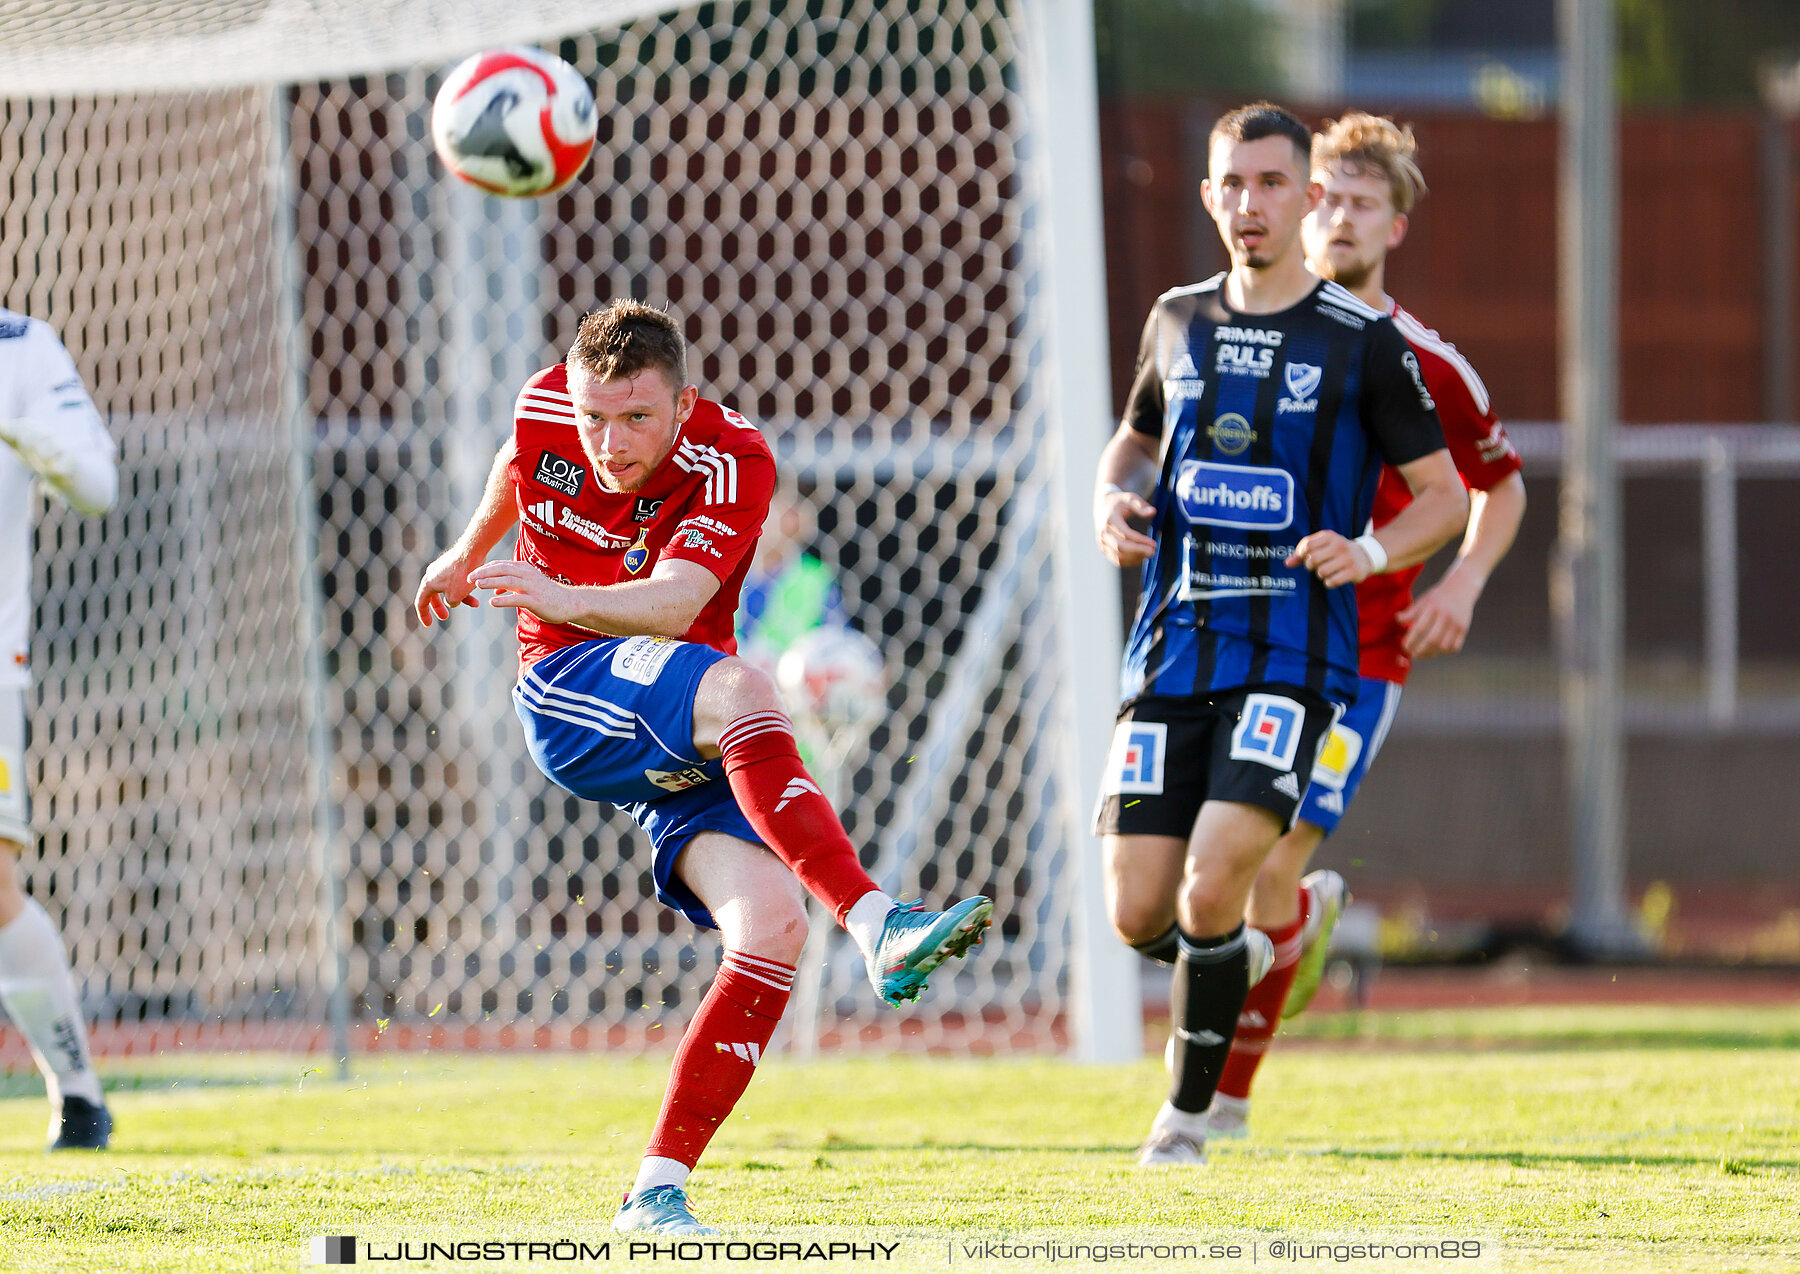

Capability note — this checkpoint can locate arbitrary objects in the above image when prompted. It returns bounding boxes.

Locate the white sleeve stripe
[521,388,573,405]
[1319,281,1385,319]
[1391,309,1492,417]
[694,445,737,505]
[517,409,576,425]
[673,441,742,506]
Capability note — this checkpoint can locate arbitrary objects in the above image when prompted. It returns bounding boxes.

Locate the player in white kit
[0,308,118,1149]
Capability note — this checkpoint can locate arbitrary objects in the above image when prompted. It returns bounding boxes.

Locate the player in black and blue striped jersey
[1090,103,1468,1167]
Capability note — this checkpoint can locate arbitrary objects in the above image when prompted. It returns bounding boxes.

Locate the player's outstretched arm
[2,328,117,516]
[1093,422,1161,568]
[1,414,117,516]
[415,437,520,626]
[470,556,722,639]
[1288,448,1467,589]
[1399,470,1525,658]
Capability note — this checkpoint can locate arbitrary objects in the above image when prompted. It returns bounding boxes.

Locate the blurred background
[1096,0,1800,976]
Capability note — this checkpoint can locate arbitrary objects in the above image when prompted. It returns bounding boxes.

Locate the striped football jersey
[507,363,774,668]
[1118,275,1446,707]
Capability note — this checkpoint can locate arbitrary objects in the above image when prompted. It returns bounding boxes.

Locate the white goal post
[0,0,1136,1066]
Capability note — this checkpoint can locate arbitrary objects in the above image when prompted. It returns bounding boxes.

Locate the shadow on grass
[1282,1027,1800,1052]
[793,1140,1800,1173]
[1311,1146,1800,1173]
[0,1071,288,1100]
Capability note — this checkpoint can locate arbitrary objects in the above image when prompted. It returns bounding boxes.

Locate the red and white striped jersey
[1357,301,1523,685]
[506,363,775,669]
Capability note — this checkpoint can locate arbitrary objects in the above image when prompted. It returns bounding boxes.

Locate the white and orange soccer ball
[431,48,597,197]
[777,627,888,734]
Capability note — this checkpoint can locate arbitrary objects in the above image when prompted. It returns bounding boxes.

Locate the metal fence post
[1702,438,1739,727]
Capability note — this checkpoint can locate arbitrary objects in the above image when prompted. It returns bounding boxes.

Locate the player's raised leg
[614,832,806,1235]
[693,657,992,1006]
[0,837,111,1150]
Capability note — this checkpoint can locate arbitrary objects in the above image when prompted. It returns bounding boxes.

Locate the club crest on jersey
[632,496,664,523]
[1103,721,1167,795]
[646,765,712,793]
[1278,362,1322,414]
[534,450,587,498]
[1175,460,1295,531]
[1230,694,1305,772]
[622,529,650,574]
[1206,413,1255,456]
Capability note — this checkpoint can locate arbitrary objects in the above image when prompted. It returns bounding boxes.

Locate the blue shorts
[513,636,762,930]
[1297,676,1404,834]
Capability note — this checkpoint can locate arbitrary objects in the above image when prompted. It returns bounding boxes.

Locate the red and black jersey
[1356,302,1524,684]
[507,363,775,669]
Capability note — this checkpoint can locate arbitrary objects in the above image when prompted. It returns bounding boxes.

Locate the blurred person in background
[0,307,117,1150]
[1206,112,1528,1141]
[735,480,848,677]
[1091,102,1466,1168]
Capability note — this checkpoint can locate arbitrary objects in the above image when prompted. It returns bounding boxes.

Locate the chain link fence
[5,0,1081,1068]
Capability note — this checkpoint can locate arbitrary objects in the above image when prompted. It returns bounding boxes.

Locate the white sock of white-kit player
[0,899,104,1106]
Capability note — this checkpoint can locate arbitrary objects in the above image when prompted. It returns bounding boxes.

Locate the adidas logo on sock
[1272,771,1301,800]
[773,777,823,812]
[1175,1026,1226,1047]
[714,1041,762,1064]
[1238,1010,1267,1029]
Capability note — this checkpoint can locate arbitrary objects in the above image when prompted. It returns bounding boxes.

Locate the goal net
[0,0,1104,1066]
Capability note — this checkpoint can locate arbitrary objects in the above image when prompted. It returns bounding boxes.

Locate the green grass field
[2,1005,1796,1272]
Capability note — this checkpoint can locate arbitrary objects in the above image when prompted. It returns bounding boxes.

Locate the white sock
[0,899,104,1106]
[844,890,898,960]
[1153,1100,1210,1141]
[631,1155,691,1198]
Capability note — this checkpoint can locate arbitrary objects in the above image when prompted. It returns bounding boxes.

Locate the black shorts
[1092,685,1339,838]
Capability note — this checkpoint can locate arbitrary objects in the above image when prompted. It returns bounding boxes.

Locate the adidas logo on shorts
[1272,771,1301,800]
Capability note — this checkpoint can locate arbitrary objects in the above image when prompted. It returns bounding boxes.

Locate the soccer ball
[777,627,888,733]
[431,47,597,197]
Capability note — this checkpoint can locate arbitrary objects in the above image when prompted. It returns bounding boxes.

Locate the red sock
[644,951,795,1167]
[717,710,877,923]
[1215,886,1311,1101]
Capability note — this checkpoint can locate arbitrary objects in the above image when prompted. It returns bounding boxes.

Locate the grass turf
[0,1005,1795,1272]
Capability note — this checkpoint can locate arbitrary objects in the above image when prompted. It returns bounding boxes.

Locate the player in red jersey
[414,301,992,1234]
[1203,114,1528,1137]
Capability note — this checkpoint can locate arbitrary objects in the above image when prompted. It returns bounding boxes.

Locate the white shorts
[0,689,30,847]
